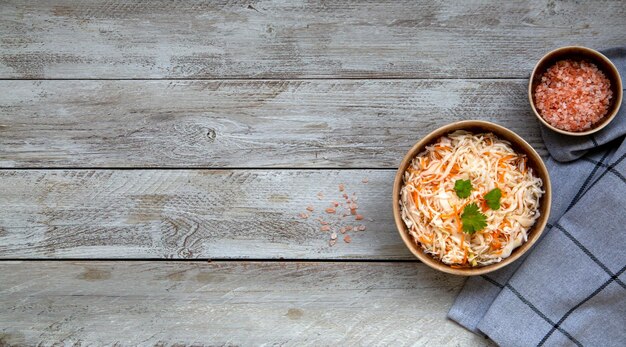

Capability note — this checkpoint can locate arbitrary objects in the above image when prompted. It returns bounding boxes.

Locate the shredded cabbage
[400,131,544,267]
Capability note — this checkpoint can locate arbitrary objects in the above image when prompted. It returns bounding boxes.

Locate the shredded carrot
[477,197,489,212]
[454,210,462,233]
[498,155,516,168]
[449,163,460,175]
[435,145,450,152]
[459,233,468,264]
[490,229,502,249]
[419,234,433,245]
[500,219,510,228]
[460,234,465,252]
[458,201,469,213]
[498,171,506,183]
[441,212,455,219]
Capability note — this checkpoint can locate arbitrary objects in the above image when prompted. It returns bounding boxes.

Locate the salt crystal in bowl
[529,46,623,136]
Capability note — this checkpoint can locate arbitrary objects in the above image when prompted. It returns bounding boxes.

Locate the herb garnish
[454,179,472,199]
[461,203,487,234]
[484,188,502,210]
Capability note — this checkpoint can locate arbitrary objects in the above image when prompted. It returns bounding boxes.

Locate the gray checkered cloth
[448,48,626,347]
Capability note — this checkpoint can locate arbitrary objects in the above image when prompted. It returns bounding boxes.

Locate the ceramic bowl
[529,46,622,136]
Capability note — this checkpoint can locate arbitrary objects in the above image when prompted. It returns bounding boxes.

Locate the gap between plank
[0,258,421,263]
[0,77,528,81]
[0,167,399,171]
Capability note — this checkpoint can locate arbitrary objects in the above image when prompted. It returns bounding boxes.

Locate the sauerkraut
[400,131,543,267]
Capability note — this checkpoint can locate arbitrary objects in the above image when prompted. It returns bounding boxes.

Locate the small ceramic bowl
[529,46,623,136]
[392,120,552,276]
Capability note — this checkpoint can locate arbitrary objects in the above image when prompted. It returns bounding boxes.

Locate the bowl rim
[528,45,623,136]
[392,120,552,276]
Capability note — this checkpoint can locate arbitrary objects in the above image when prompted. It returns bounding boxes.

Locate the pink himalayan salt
[534,59,612,132]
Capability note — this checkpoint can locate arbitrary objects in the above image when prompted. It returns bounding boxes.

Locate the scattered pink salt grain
[534,59,613,132]
[298,212,309,219]
[350,203,358,215]
[305,186,368,247]
[362,178,369,184]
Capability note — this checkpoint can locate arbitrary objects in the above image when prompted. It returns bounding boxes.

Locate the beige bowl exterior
[529,46,623,136]
[392,120,552,276]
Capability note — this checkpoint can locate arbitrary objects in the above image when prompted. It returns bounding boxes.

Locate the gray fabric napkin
[448,48,626,347]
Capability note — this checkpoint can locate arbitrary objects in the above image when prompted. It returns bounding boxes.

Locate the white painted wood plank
[0,79,546,167]
[0,261,492,346]
[0,169,418,259]
[1,0,624,78]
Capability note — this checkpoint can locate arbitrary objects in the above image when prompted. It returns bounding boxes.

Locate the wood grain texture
[0,261,493,346]
[1,0,624,79]
[0,79,546,168]
[0,169,421,259]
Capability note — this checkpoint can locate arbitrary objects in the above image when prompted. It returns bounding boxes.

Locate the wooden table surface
[1,1,624,345]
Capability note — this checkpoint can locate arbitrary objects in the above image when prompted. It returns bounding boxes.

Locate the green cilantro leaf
[484,188,502,210]
[454,179,472,199]
[461,203,487,234]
